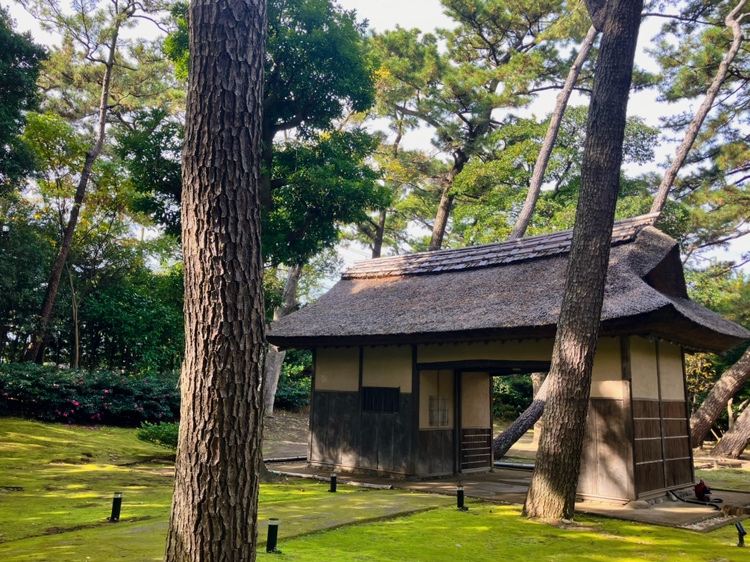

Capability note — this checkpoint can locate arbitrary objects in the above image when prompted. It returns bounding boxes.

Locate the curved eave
[267,307,749,353]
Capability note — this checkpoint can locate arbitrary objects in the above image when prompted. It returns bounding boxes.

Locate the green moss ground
[696,468,750,492]
[1,418,749,561]
[269,503,746,561]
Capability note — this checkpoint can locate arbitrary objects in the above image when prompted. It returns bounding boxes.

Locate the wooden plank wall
[310,391,413,474]
[633,399,692,495]
[416,429,453,474]
[578,398,634,500]
[460,428,491,471]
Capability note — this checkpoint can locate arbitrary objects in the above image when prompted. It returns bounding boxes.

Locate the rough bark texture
[264,264,302,416]
[523,0,642,521]
[509,26,599,241]
[24,18,122,363]
[164,0,267,559]
[649,0,749,216]
[711,403,750,458]
[494,377,549,459]
[690,347,750,447]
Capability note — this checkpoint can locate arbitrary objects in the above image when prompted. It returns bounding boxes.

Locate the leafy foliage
[0,7,47,193]
[274,349,312,410]
[137,421,179,448]
[0,363,180,425]
[115,109,183,236]
[649,0,750,259]
[266,130,388,265]
[492,375,533,420]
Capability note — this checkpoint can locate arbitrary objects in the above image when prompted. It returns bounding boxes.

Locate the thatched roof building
[269,214,749,352]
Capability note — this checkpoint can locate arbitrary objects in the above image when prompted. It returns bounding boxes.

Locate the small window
[429,395,449,427]
[362,387,400,413]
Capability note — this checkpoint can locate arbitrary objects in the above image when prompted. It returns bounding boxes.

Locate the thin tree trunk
[24,18,122,363]
[649,0,749,216]
[530,372,547,446]
[509,25,599,240]
[728,398,735,430]
[67,267,79,368]
[429,158,465,251]
[164,0,267,558]
[494,377,549,459]
[711,404,750,458]
[264,264,302,416]
[371,208,387,258]
[690,347,750,447]
[524,0,642,521]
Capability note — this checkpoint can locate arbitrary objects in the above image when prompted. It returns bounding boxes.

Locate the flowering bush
[0,363,180,425]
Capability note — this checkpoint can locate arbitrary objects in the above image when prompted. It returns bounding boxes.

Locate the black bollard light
[266,518,281,553]
[329,472,337,493]
[736,522,747,547]
[109,492,122,522]
[456,484,468,511]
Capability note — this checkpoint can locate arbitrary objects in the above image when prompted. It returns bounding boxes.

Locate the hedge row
[0,363,180,425]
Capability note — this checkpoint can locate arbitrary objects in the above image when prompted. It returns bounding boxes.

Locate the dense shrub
[274,349,312,410]
[493,375,533,420]
[0,362,180,425]
[137,421,179,448]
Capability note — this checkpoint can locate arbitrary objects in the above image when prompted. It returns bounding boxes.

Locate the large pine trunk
[164,0,267,559]
[691,348,750,447]
[523,0,642,521]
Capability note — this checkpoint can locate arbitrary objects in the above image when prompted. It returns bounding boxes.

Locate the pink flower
[104,389,110,394]
[54,384,59,388]
[72,400,79,407]
[62,412,68,417]
[2,392,8,397]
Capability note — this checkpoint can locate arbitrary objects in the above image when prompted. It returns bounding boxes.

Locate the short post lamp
[1,224,9,240]
[266,518,281,553]
[109,492,123,522]
[329,472,337,493]
[736,522,747,547]
[456,484,468,511]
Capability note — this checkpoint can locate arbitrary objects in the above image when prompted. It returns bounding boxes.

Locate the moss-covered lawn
[1,418,748,561]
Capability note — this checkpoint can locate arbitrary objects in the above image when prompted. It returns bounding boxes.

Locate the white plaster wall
[630,337,659,400]
[362,346,412,392]
[461,372,491,428]
[659,342,685,401]
[419,370,454,429]
[315,347,359,391]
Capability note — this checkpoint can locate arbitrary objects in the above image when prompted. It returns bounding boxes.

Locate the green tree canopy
[0,6,47,193]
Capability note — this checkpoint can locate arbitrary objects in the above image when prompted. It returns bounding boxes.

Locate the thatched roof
[269,215,750,352]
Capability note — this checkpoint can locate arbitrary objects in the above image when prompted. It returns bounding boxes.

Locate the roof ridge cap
[343,213,661,280]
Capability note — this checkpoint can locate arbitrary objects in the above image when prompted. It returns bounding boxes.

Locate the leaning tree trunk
[711,403,750,459]
[509,25,599,241]
[649,0,749,216]
[690,347,750,447]
[164,0,267,559]
[264,264,303,416]
[524,0,642,521]
[530,372,547,446]
[24,22,122,363]
[428,153,467,251]
[494,377,549,459]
